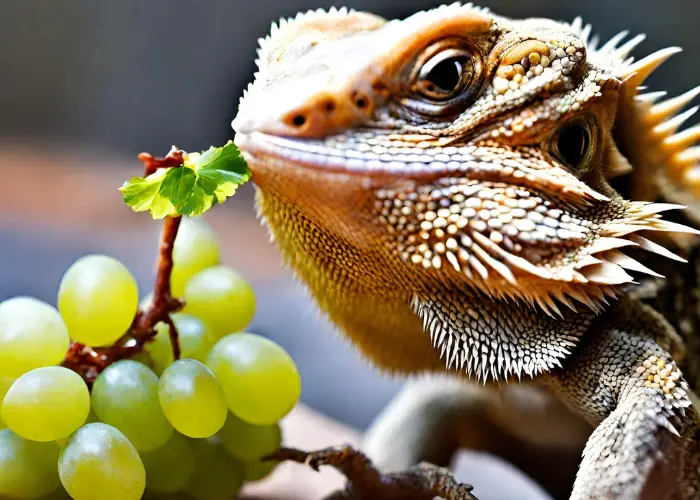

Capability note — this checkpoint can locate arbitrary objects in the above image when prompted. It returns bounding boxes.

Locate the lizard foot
[266,445,478,500]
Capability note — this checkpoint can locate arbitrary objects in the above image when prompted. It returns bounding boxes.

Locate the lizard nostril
[291,114,307,127]
[351,90,372,112]
[355,96,368,109]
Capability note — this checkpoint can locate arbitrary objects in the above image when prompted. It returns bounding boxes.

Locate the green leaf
[193,142,250,200]
[159,166,197,211]
[120,169,176,219]
[119,141,251,218]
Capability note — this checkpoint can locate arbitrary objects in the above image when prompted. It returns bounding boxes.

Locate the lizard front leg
[363,376,589,500]
[546,297,700,500]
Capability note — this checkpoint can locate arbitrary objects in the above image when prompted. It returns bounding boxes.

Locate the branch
[62,150,187,385]
[138,146,185,176]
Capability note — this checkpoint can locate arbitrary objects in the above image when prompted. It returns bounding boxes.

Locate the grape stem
[62,148,187,386]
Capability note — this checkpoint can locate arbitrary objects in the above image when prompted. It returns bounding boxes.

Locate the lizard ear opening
[547,115,599,176]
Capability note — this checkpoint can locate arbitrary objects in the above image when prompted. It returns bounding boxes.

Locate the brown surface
[242,404,362,499]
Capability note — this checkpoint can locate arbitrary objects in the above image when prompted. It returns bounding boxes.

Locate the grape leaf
[119,168,176,219]
[120,141,251,218]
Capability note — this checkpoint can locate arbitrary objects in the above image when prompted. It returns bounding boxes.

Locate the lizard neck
[256,186,448,374]
[256,183,598,381]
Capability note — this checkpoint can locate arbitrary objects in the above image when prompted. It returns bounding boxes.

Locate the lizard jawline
[236,131,477,180]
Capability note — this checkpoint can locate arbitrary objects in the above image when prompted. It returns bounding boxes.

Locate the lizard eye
[403,39,483,117]
[416,49,473,100]
[551,119,596,172]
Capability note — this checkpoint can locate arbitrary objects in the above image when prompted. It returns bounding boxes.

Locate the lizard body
[233,4,700,499]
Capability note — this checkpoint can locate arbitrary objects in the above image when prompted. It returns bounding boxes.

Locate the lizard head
[233,4,700,377]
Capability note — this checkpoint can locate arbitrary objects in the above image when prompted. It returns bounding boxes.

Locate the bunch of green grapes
[0,218,301,500]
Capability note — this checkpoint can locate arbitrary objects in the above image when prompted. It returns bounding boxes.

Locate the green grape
[91,360,173,452]
[0,375,14,429]
[0,296,70,378]
[183,265,255,339]
[2,367,89,442]
[148,314,213,375]
[158,359,227,438]
[140,432,195,494]
[184,438,244,500]
[218,412,281,461]
[171,217,221,298]
[0,429,61,499]
[57,255,139,347]
[206,333,301,425]
[58,423,145,500]
[244,459,277,482]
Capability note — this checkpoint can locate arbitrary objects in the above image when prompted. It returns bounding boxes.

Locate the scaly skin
[233,4,700,499]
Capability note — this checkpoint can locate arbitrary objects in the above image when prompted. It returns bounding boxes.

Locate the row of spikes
[252,2,492,78]
[260,1,490,43]
[570,17,700,195]
[427,202,696,317]
[412,294,577,382]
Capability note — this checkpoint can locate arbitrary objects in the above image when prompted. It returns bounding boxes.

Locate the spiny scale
[575,21,700,199]
[377,179,696,317]
[413,291,582,382]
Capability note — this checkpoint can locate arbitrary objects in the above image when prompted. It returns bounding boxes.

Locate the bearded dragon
[232,4,700,499]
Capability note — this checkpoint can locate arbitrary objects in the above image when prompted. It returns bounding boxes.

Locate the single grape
[57,254,138,347]
[171,217,221,298]
[158,359,227,438]
[206,333,301,425]
[148,314,213,375]
[243,459,277,482]
[91,360,173,452]
[140,432,195,494]
[58,423,145,500]
[0,375,15,429]
[2,367,89,442]
[0,429,61,498]
[0,297,70,378]
[184,437,244,500]
[218,412,281,461]
[183,266,255,339]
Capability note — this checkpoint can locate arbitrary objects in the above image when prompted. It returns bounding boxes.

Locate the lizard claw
[266,445,478,500]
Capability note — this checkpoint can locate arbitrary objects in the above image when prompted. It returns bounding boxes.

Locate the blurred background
[1,0,698,497]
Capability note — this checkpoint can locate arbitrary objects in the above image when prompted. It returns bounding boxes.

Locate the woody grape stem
[62,148,186,385]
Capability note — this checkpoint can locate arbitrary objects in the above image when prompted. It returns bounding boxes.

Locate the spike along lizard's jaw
[233,4,700,313]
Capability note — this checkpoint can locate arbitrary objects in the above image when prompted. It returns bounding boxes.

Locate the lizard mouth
[235,131,485,180]
[235,130,613,208]
[236,130,699,318]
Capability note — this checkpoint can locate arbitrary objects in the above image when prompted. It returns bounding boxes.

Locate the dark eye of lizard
[417,50,472,100]
[402,39,483,117]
